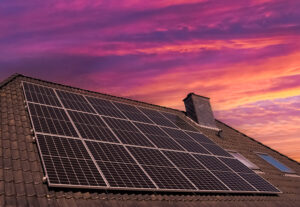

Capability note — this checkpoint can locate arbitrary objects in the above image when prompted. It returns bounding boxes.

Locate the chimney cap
[183,93,210,102]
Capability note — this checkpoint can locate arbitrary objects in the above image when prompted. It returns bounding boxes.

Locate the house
[0,73,299,206]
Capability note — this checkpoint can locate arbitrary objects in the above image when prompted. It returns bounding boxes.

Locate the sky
[0,0,299,162]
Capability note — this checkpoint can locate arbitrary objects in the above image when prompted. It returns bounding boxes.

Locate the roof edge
[216,119,300,166]
[0,73,24,88]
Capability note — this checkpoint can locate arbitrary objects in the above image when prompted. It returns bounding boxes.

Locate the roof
[0,73,299,207]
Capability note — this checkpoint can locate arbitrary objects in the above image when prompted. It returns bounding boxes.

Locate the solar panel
[238,173,280,192]
[212,171,256,191]
[68,110,119,143]
[113,102,153,123]
[28,103,78,137]
[142,165,196,190]
[37,134,106,186]
[138,107,178,128]
[103,117,154,147]
[56,90,95,113]
[22,81,281,194]
[23,82,61,107]
[219,157,254,173]
[160,112,198,132]
[134,123,184,150]
[85,141,156,189]
[181,169,229,191]
[86,97,126,119]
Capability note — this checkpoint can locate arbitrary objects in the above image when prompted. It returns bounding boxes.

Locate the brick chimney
[183,93,217,129]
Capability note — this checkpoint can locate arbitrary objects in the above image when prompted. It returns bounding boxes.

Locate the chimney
[183,93,217,129]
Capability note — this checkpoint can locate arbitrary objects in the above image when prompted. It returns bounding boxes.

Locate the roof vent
[183,93,217,129]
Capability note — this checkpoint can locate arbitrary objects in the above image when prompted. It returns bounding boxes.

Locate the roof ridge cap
[0,73,24,88]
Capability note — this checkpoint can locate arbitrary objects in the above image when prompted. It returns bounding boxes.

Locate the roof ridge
[215,119,300,166]
[0,73,23,88]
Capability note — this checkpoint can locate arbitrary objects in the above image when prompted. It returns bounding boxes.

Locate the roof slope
[0,74,299,207]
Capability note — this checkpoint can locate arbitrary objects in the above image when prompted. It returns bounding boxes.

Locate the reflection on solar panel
[23,81,280,193]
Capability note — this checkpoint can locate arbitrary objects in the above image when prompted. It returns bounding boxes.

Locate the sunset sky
[0,0,299,162]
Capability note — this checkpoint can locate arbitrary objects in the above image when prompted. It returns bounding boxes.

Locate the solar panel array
[22,81,281,193]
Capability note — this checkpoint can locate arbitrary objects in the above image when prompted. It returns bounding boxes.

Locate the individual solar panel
[163,151,205,169]
[97,161,156,188]
[219,157,254,173]
[86,141,136,164]
[103,117,154,147]
[142,165,196,190]
[193,155,232,172]
[28,103,78,137]
[68,110,119,143]
[37,134,106,186]
[113,102,153,123]
[56,90,95,113]
[201,143,233,157]
[23,82,61,107]
[128,147,174,167]
[212,171,256,191]
[134,123,184,150]
[160,112,198,132]
[238,173,280,192]
[138,107,178,128]
[175,139,211,154]
[181,169,229,191]
[86,97,126,119]
[161,127,195,141]
[185,131,215,144]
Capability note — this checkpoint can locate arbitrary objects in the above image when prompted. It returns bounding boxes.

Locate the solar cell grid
[212,171,256,191]
[238,173,280,192]
[193,155,232,172]
[103,117,154,147]
[175,139,211,154]
[161,127,195,141]
[28,103,78,137]
[23,82,62,107]
[138,107,178,128]
[43,156,107,186]
[56,90,95,113]
[185,132,215,144]
[128,147,173,167]
[219,157,254,173]
[201,143,233,157]
[113,102,153,123]
[161,112,198,132]
[163,151,205,169]
[37,134,90,159]
[181,169,229,191]
[68,111,119,143]
[36,134,107,186]
[97,161,156,189]
[86,97,126,118]
[143,165,196,190]
[86,141,136,164]
[134,123,184,150]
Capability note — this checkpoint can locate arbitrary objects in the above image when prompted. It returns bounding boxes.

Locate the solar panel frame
[21,81,282,194]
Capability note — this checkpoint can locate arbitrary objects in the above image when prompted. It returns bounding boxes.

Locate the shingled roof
[0,73,299,207]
